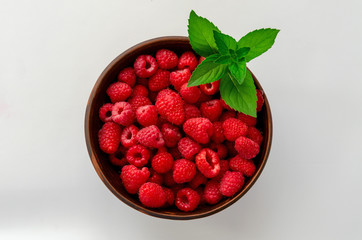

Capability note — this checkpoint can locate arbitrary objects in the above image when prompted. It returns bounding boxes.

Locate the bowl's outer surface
[85,36,272,220]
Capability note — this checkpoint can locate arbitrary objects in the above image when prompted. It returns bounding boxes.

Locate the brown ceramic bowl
[84,36,272,220]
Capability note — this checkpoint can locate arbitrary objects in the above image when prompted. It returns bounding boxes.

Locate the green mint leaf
[228,58,246,85]
[219,70,257,117]
[213,31,237,55]
[238,28,280,62]
[214,55,232,64]
[236,47,250,60]
[188,10,221,57]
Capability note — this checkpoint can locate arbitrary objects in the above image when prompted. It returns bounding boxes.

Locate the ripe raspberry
[184,104,201,120]
[138,182,166,208]
[128,95,152,112]
[136,105,158,127]
[99,103,113,122]
[148,91,158,104]
[220,98,232,111]
[163,171,176,187]
[225,141,238,157]
[156,116,169,128]
[109,147,127,167]
[189,171,207,189]
[229,155,256,177]
[156,49,178,69]
[183,118,214,144]
[121,165,150,194]
[222,118,248,141]
[136,78,148,87]
[237,112,257,126]
[235,136,260,159]
[198,56,205,64]
[173,159,196,184]
[161,123,181,148]
[247,127,263,145]
[157,146,168,154]
[136,125,164,149]
[120,125,138,148]
[148,69,170,92]
[219,171,245,197]
[195,187,207,205]
[134,55,158,78]
[175,188,200,212]
[178,51,198,71]
[148,169,164,185]
[209,143,228,159]
[213,160,229,182]
[98,122,122,154]
[106,82,132,103]
[168,147,182,160]
[126,144,151,167]
[155,89,185,125]
[169,69,191,91]
[131,85,148,98]
[200,80,220,95]
[112,101,135,126]
[163,187,175,206]
[204,180,223,205]
[201,99,223,122]
[180,83,201,104]
[211,122,225,143]
[195,148,220,178]
[177,137,201,160]
[220,111,236,122]
[257,89,264,112]
[197,91,213,104]
[118,67,136,87]
[151,152,174,174]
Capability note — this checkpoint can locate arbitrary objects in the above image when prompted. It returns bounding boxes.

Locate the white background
[1,0,362,239]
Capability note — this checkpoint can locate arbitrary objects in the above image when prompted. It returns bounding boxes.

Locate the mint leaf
[238,28,280,62]
[213,31,237,55]
[188,10,221,57]
[219,70,257,117]
[236,47,250,60]
[228,58,246,85]
[214,55,232,64]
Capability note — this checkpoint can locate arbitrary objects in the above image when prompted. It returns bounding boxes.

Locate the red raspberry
[237,112,257,126]
[120,125,138,148]
[156,49,178,69]
[136,105,158,127]
[168,147,182,160]
[198,56,205,64]
[134,55,158,78]
[136,125,164,149]
[173,159,196,184]
[201,99,223,122]
[138,182,166,208]
[200,80,220,95]
[157,146,168,153]
[184,104,201,120]
[155,89,185,125]
[121,165,150,194]
[225,141,238,157]
[213,160,229,182]
[197,91,213,104]
[136,78,148,87]
[112,101,135,126]
[131,85,148,98]
[177,137,201,160]
[195,187,207,205]
[209,143,228,159]
[109,147,128,167]
[148,169,164,185]
[230,155,256,177]
[204,180,223,205]
[220,111,236,122]
[222,118,248,141]
[247,127,263,145]
[163,171,176,187]
[128,95,152,112]
[169,69,191,91]
[98,122,122,154]
[148,91,158,104]
[163,187,175,206]
[179,83,200,104]
[118,67,136,87]
[99,103,113,122]
[175,188,200,212]
[106,82,132,103]
[126,144,151,167]
[161,123,181,148]
[220,98,232,111]
[183,118,214,144]
[189,171,207,189]
[256,89,264,112]
[235,136,260,159]
[178,51,198,71]
[211,121,225,143]
[151,152,174,174]
[219,171,245,197]
[195,148,220,178]
[148,69,170,92]
[156,116,169,128]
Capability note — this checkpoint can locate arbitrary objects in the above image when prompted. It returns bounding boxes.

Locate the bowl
[84,36,272,220]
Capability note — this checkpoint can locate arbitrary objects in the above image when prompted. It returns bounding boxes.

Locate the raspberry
[175,188,200,212]
[173,159,196,184]
[220,111,236,122]
[197,91,213,104]
[155,89,185,125]
[136,105,158,127]
[229,155,256,177]
[201,99,223,122]
[126,144,151,167]
[163,171,176,187]
[148,91,158,104]
[180,83,201,104]
[138,182,166,208]
[131,85,148,98]
[148,69,170,92]
[219,171,245,197]
[183,118,214,144]
[99,103,113,122]
[136,125,164,149]
[134,55,158,78]
[151,152,174,174]
[106,82,132,103]
[169,69,191,91]
[234,136,260,159]
[177,137,201,160]
[195,187,207,205]
[256,89,264,112]
[157,146,168,153]
[237,112,257,126]
[163,187,175,206]
[109,148,127,167]
[120,125,138,148]
[200,80,220,95]
[98,122,122,154]
[204,180,222,205]
[168,147,182,160]
[198,56,206,64]
[178,51,198,71]
[220,98,232,110]
[156,49,178,69]
[189,171,207,189]
[136,78,148,87]
[156,116,169,128]
[118,67,136,87]
[209,143,228,159]
[195,148,220,178]
[184,104,201,120]
[120,165,150,194]
[225,141,238,157]
[222,118,248,141]
[161,123,181,148]
[213,160,229,182]
[148,169,164,185]
[211,121,225,143]
[247,127,263,145]
[128,95,152,112]
[111,101,135,126]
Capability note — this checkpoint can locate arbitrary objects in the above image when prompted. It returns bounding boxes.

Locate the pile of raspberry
[98,49,265,212]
